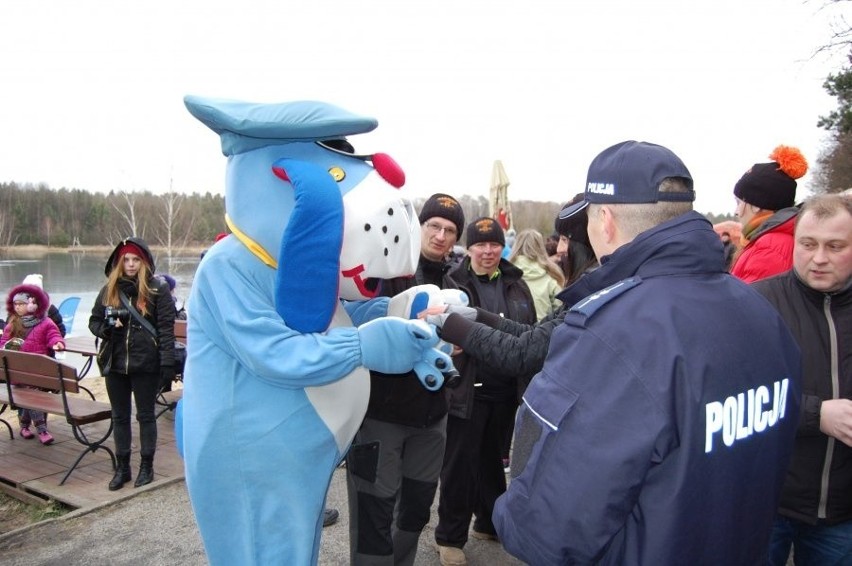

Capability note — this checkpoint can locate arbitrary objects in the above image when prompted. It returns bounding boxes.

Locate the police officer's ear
[594,205,620,250]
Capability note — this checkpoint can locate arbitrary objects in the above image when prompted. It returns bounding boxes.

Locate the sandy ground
[0,353,522,564]
[0,468,524,566]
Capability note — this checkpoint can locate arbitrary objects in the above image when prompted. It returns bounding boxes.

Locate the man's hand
[819,399,852,447]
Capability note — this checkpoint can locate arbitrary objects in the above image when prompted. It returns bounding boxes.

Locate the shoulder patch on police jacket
[568,277,642,319]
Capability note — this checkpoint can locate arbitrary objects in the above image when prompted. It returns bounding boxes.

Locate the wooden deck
[0,376,184,510]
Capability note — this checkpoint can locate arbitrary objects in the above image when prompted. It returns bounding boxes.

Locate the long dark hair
[562,239,598,285]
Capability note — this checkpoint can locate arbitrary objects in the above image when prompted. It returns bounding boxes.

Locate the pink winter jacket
[0,283,65,355]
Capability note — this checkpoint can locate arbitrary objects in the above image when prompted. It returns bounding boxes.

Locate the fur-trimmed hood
[5,284,50,318]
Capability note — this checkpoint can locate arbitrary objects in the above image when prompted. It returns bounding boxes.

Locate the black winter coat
[753,270,852,525]
[439,266,601,386]
[445,257,536,419]
[365,255,458,427]
[441,307,564,387]
[89,238,175,375]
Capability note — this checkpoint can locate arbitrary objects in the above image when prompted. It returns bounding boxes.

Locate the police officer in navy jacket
[492,141,802,565]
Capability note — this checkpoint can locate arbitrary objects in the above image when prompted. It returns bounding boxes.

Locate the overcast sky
[2,0,848,215]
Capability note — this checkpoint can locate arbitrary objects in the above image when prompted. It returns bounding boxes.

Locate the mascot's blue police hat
[560,140,694,219]
[184,95,379,156]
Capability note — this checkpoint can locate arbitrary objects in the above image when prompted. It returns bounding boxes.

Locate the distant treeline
[0,182,733,249]
[0,182,227,248]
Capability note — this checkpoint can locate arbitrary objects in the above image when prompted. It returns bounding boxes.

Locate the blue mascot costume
[180,96,455,564]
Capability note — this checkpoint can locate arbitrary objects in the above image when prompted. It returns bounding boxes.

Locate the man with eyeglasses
[434,216,536,566]
[346,193,466,565]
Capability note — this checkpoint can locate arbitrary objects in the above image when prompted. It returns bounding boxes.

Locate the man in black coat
[754,193,852,565]
[347,193,466,565]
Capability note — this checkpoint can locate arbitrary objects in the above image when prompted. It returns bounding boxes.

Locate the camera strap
[119,291,158,339]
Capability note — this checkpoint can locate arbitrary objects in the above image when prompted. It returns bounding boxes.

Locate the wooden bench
[156,319,186,419]
[0,350,115,485]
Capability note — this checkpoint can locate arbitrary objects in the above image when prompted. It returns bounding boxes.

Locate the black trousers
[105,370,159,457]
[435,398,516,548]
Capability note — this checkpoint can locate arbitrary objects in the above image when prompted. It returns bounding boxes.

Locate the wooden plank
[175,320,187,344]
[0,387,184,511]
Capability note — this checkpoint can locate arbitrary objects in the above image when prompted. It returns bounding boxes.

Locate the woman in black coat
[89,237,175,491]
[432,200,598,385]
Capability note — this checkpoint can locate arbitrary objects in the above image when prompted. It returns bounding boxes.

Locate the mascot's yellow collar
[225,214,278,268]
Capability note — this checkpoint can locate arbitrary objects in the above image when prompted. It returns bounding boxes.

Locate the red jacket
[731,208,797,283]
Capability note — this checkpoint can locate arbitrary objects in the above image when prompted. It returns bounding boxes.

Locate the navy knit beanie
[419,193,465,238]
[466,217,505,248]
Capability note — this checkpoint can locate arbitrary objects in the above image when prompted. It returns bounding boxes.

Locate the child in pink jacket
[0,283,66,444]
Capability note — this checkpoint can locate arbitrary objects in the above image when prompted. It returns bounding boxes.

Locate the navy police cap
[559,141,694,219]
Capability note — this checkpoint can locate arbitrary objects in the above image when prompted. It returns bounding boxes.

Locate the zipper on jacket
[124,327,131,374]
[817,294,839,519]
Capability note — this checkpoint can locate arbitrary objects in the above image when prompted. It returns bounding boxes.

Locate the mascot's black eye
[364,223,371,231]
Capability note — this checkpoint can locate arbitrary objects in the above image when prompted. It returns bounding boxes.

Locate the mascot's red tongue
[342,264,379,298]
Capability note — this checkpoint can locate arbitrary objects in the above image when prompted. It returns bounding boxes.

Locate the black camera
[104,306,129,327]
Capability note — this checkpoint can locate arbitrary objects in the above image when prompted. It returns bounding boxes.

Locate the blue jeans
[767,514,852,566]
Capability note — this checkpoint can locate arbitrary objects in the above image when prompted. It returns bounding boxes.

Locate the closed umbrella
[489,159,512,231]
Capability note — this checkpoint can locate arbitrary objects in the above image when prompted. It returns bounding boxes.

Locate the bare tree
[813,0,852,56]
[0,209,18,249]
[155,190,196,262]
[111,191,142,240]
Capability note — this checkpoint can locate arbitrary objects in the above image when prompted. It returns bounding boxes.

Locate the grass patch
[0,492,71,534]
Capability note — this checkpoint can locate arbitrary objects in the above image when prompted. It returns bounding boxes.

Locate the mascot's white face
[339,174,420,300]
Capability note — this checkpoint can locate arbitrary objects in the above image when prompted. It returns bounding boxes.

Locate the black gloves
[160,365,176,386]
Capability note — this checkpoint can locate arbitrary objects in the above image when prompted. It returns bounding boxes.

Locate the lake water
[0,251,200,337]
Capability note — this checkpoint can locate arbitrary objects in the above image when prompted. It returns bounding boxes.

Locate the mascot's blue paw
[358,317,441,375]
[413,346,457,391]
[386,284,441,319]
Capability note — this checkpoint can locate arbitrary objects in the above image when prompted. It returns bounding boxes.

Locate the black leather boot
[109,453,132,491]
[134,455,154,488]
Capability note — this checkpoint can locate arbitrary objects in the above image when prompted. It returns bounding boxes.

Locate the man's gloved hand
[358,317,439,374]
[424,304,478,329]
[160,365,176,387]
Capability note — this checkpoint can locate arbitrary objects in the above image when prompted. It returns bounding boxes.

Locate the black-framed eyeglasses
[424,222,458,237]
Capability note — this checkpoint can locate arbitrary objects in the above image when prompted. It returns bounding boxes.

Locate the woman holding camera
[89,237,175,490]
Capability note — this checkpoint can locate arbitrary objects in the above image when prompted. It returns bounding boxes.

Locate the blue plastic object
[57,296,81,335]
